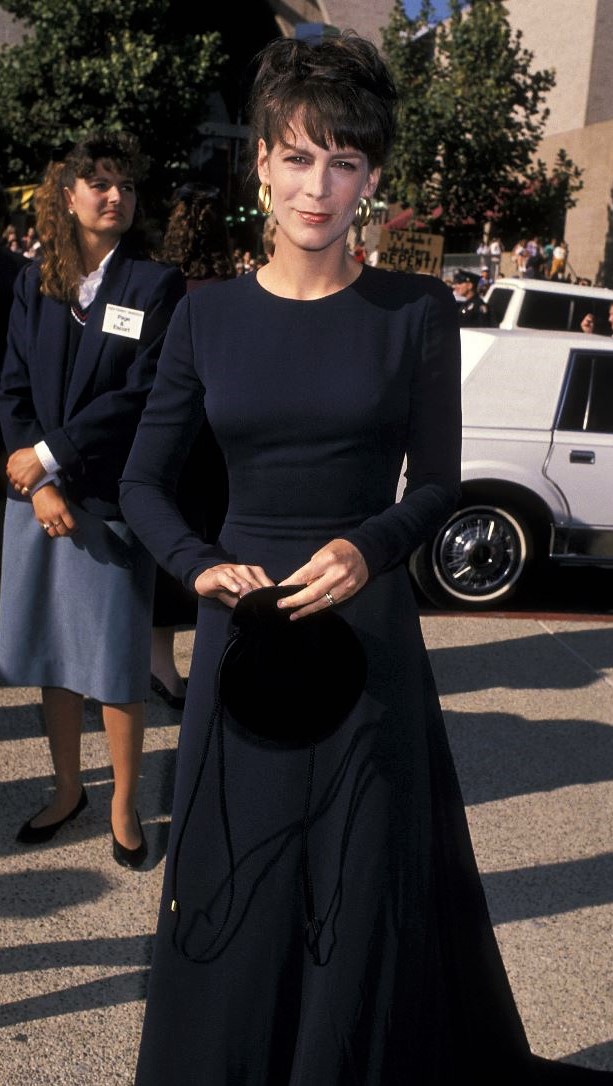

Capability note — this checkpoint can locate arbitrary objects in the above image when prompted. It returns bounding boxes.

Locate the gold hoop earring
[354,197,372,229]
[258,183,273,216]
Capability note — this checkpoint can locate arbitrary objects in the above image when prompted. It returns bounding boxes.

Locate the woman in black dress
[120,33,612,1084]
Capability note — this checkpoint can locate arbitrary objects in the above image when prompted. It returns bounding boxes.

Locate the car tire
[409,504,533,610]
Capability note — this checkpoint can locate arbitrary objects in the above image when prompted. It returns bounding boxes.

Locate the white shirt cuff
[34,440,62,474]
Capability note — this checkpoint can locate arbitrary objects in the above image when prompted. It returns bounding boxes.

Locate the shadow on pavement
[483,852,613,924]
[0,970,149,1027]
[445,710,613,803]
[430,628,613,696]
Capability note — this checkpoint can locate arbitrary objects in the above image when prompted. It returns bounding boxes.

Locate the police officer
[452,268,491,327]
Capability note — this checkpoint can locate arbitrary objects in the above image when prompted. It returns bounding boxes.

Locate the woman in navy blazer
[0,132,184,865]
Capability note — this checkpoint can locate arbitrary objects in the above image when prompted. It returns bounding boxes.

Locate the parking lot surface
[1,615,612,1084]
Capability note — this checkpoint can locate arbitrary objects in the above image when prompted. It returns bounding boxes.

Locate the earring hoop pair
[354,197,372,230]
[258,183,273,216]
[258,186,371,225]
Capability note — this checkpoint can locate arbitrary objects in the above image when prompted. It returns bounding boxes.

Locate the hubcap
[434,508,525,600]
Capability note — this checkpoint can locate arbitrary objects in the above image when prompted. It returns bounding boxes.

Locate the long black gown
[120,266,611,1084]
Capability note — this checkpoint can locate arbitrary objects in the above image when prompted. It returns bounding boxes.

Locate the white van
[408,327,613,609]
[484,277,613,336]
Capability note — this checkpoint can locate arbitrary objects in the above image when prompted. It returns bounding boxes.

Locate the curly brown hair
[36,131,149,302]
[161,184,235,281]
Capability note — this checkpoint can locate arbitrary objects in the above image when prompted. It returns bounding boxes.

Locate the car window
[557,353,613,433]
[518,291,573,331]
[486,287,513,326]
[571,298,613,336]
[588,357,613,431]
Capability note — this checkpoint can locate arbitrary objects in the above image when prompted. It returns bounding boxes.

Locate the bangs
[265,85,390,167]
[61,132,148,188]
[78,156,134,181]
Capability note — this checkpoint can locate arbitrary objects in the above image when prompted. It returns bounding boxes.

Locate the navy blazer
[0,248,27,368]
[0,241,185,518]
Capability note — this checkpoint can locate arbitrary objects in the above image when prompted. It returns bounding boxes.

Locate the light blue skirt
[0,498,155,703]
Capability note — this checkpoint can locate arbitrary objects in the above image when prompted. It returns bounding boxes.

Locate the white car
[485,276,613,335]
[409,327,613,609]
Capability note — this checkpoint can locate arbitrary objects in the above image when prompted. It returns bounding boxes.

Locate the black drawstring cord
[171,693,237,963]
[169,621,366,968]
[170,633,240,962]
[170,690,220,918]
[302,741,322,965]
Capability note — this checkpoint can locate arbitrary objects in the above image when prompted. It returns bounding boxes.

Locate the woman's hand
[6,447,46,496]
[277,538,368,619]
[31,485,77,538]
[194,563,275,608]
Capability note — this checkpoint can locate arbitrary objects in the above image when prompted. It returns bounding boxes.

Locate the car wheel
[409,504,532,609]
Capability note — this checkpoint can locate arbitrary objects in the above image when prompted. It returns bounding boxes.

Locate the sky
[402,1,463,20]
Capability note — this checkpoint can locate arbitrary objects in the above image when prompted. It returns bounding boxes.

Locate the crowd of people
[475,233,585,284]
[1,221,41,260]
[0,29,611,1086]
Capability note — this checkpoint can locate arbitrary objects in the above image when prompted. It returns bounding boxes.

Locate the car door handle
[569,450,595,464]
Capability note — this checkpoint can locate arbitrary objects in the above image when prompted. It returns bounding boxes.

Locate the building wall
[504,0,601,134]
[0,8,26,46]
[586,0,613,126]
[537,121,613,284]
[324,0,395,43]
[504,0,613,285]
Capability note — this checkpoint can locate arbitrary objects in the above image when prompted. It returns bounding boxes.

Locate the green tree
[381,0,582,237]
[380,0,442,215]
[494,149,584,242]
[0,0,226,198]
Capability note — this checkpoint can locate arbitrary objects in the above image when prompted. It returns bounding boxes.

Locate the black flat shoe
[16,786,88,845]
[111,811,148,869]
[150,673,187,710]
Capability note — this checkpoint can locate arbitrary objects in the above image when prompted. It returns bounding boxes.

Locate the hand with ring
[6,447,46,494]
[277,538,368,620]
[32,485,76,538]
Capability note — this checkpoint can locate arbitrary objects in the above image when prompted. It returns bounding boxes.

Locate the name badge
[102,303,144,340]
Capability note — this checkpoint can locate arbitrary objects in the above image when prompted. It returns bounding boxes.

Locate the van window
[572,298,612,336]
[518,291,573,331]
[588,357,613,432]
[558,353,613,433]
[486,287,513,326]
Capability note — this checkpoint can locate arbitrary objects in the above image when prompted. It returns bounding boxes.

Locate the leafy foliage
[381,0,583,237]
[0,0,226,197]
[493,149,584,241]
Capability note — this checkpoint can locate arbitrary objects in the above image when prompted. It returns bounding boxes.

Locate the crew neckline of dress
[252,265,367,302]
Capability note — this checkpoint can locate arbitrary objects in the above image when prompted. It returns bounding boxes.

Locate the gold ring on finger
[325,591,335,607]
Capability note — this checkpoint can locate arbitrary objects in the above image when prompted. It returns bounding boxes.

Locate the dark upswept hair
[160,183,235,281]
[36,130,150,302]
[248,31,398,169]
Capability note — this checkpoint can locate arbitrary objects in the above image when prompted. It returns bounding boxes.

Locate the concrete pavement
[0,614,612,1084]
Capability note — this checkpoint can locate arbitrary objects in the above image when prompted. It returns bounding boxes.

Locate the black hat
[452,268,479,286]
[219,585,367,746]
